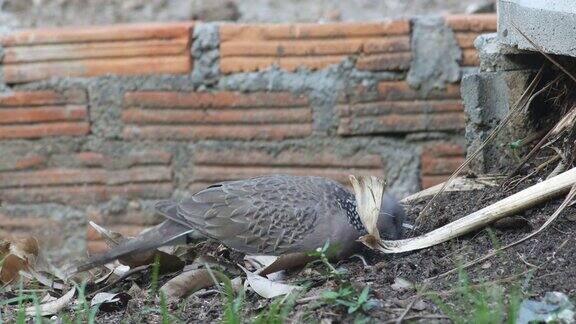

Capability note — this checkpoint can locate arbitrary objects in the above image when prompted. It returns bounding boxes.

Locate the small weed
[426,269,524,324]
[254,289,302,324]
[507,139,523,160]
[15,281,26,324]
[203,266,244,324]
[322,285,373,315]
[159,291,173,324]
[150,254,161,297]
[75,282,98,324]
[309,241,344,280]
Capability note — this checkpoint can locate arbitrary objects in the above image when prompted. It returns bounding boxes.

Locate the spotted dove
[77,175,404,272]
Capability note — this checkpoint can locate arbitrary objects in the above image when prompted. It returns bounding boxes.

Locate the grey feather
[75,174,404,272]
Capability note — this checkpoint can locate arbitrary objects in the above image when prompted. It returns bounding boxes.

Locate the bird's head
[376,194,405,240]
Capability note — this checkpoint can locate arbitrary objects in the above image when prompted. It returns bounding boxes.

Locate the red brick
[0,183,173,205]
[420,142,465,188]
[69,151,172,168]
[0,122,89,139]
[423,142,464,157]
[421,156,465,175]
[3,55,191,83]
[0,90,86,107]
[124,91,308,108]
[355,52,411,71]
[3,38,188,63]
[338,113,465,135]
[220,55,346,73]
[0,213,55,230]
[87,209,162,226]
[455,32,480,49]
[193,166,381,186]
[445,14,497,32]
[0,166,171,188]
[376,81,461,101]
[0,214,57,243]
[339,100,464,117]
[422,175,451,189]
[87,240,108,253]
[190,148,383,192]
[14,155,46,170]
[221,39,366,57]
[219,20,410,42]
[0,105,87,124]
[363,36,410,54]
[73,152,106,167]
[1,22,194,46]
[87,224,147,240]
[461,48,480,66]
[122,107,311,124]
[118,151,173,167]
[194,149,381,168]
[123,124,312,140]
[221,37,410,58]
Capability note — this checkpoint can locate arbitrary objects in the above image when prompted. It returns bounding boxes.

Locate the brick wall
[0,14,495,256]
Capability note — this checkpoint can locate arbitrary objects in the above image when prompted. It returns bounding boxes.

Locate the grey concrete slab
[498,0,576,57]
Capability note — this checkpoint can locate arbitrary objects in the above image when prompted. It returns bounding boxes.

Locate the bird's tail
[72,220,193,274]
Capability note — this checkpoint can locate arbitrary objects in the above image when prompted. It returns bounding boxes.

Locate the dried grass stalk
[380,167,576,253]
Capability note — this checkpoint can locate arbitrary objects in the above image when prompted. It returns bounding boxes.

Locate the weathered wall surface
[0,0,491,28]
[0,14,496,258]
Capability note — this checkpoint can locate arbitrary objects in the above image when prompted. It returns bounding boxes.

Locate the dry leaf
[89,221,184,273]
[160,269,226,299]
[390,277,413,291]
[349,175,386,249]
[0,236,40,285]
[27,268,65,290]
[0,240,10,260]
[244,255,278,270]
[11,236,39,262]
[26,287,75,316]
[0,254,27,285]
[240,265,300,299]
[91,292,131,312]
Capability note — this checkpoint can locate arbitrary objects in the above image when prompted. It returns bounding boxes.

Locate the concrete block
[475,33,543,71]
[498,0,576,57]
[461,69,534,173]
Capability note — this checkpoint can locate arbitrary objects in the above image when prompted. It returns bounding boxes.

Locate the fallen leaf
[240,265,300,299]
[390,277,413,291]
[26,287,75,316]
[0,236,40,285]
[160,269,227,298]
[91,292,131,312]
[27,268,65,290]
[89,221,124,246]
[230,276,243,293]
[0,240,10,260]
[11,236,39,263]
[412,299,427,311]
[40,294,57,303]
[0,254,26,285]
[244,255,278,270]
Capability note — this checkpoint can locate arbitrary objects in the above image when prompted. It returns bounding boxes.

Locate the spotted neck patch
[335,190,367,233]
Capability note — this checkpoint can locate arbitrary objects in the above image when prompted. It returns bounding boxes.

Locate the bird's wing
[174,175,331,255]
